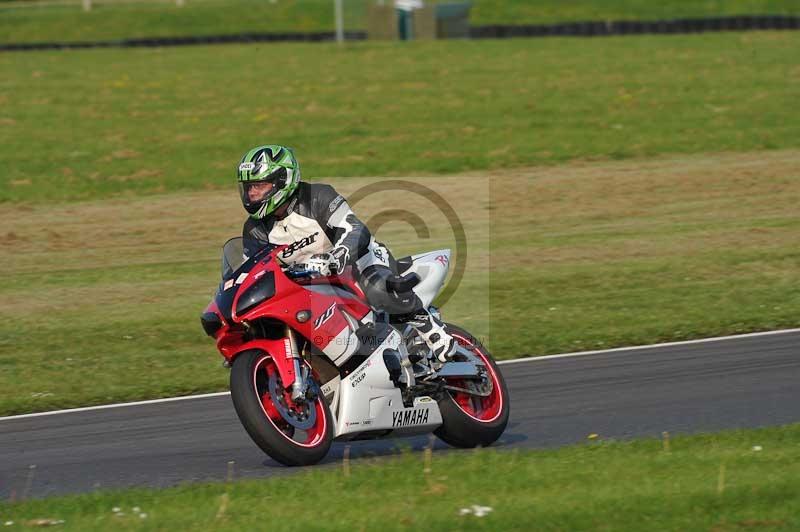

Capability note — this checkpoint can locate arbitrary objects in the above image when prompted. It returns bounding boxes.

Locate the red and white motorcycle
[201,238,509,466]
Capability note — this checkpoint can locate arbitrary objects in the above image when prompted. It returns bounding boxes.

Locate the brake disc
[268,371,317,430]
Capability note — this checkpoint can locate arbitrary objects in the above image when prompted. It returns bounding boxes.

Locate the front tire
[230,350,333,466]
[435,325,510,448]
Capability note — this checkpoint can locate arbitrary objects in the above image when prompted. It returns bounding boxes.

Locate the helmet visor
[241,181,275,204]
[238,166,287,208]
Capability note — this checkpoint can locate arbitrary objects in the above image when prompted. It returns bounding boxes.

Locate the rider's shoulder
[242,216,270,238]
[301,182,343,211]
[302,181,339,198]
[242,216,258,231]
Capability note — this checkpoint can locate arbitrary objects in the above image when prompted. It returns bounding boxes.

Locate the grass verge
[1,151,798,415]
[491,150,800,355]
[2,424,800,530]
[1,32,800,202]
[1,0,799,44]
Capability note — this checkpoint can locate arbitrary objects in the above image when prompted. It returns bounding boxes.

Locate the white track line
[0,392,231,422]
[2,327,798,422]
[496,327,800,365]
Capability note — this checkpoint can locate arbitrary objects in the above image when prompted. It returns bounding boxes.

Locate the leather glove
[304,253,333,276]
[329,246,350,275]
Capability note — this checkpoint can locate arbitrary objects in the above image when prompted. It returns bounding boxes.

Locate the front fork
[286,325,309,401]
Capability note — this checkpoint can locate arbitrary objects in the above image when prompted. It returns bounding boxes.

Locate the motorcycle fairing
[217,337,299,391]
[404,249,451,308]
[332,328,443,439]
[206,242,451,439]
[216,254,369,351]
[206,245,373,391]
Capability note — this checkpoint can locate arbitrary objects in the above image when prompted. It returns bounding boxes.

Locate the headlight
[200,312,223,337]
[235,271,276,316]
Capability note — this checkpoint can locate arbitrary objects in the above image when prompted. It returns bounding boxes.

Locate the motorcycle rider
[238,144,456,362]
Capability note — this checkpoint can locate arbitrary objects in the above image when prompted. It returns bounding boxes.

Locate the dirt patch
[1,150,798,312]
[487,150,800,265]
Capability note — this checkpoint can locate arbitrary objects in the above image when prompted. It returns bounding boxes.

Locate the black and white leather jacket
[242,182,391,275]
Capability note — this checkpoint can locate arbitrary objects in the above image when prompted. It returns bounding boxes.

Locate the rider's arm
[313,185,372,272]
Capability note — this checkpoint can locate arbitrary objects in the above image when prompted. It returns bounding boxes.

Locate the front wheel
[230,350,333,466]
[435,325,510,448]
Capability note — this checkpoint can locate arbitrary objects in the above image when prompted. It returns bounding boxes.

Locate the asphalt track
[1,330,798,499]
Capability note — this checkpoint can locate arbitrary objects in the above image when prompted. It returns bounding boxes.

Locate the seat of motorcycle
[396,255,414,274]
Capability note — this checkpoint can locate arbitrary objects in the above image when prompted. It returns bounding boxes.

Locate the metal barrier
[470,15,800,39]
[2,15,798,52]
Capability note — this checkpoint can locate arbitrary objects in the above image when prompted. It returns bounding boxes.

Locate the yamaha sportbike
[201,238,509,466]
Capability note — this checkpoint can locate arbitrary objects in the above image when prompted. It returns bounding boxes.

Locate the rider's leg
[357,241,456,362]
[394,308,456,362]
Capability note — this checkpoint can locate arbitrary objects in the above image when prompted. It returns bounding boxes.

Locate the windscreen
[221,237,245,279]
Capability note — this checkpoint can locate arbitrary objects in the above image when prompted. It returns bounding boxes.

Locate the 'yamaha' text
[392,408,429,427]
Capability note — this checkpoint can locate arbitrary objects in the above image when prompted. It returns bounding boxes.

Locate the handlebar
[286,269,318,280]
[284,265,332,281]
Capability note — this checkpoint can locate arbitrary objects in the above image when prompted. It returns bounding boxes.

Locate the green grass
[498,253,800,355]
[1,33,799,203]
[0,262,231,414]
[1,0,799,44]
[1,34,800,415]
[2,149,799,415]
[3,424,800,530]
[490,151,800,355]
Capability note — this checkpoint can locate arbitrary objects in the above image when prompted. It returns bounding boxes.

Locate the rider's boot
[402,309,456,362]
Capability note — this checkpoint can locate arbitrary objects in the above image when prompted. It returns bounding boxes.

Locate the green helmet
[237,145,300,219]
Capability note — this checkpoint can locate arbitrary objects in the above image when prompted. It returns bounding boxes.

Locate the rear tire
[435,325,510,448]
[230,350,333,466]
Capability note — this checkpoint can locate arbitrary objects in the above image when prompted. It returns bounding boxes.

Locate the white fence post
[82,0,91,11]
[334,0,344,43]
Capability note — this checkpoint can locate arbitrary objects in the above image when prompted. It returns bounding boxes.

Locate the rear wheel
[230,350,333,466]
[435,325,510,448]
